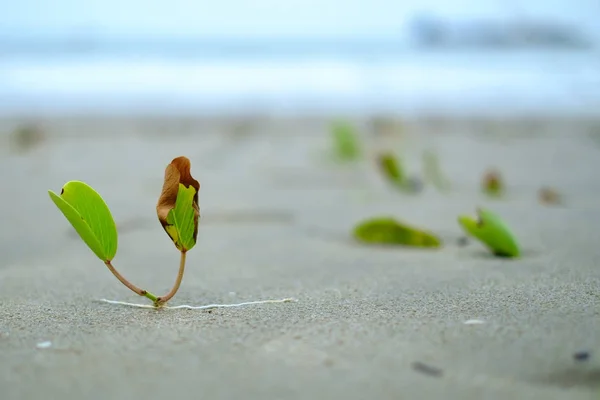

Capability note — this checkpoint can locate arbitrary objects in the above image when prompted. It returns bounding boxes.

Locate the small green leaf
[458,208,520,258]
[157,156,200,252]
[164,183,198,252]
[331,121,361,161]
[48,181,118,261]
[377,152,405,186]
[376,152,422,193]
[482,169,504,197]
[353,217,442,248]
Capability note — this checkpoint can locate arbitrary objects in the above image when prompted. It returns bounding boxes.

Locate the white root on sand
[464,319,486,325]
[96,298,297,309]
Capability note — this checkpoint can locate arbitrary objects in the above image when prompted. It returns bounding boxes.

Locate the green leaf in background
[353,217,442,248]
[481,169,504,197]
[375,152,423,193]
[331,121,361,161]
[48,181,118,261]
[376,152,405,186]
[458,208,520,258]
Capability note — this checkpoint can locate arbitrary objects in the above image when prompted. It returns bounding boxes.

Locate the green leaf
[376,152,405,186]
[331,121,361,161]
[481,169,504,197]
[376,152,423,193]
[48,181,118,261]
[163,183,198,252]
[458,208,520,258]
[353,217,442,248]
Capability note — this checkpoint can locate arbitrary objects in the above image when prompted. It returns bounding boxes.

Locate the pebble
[573,351,590,362]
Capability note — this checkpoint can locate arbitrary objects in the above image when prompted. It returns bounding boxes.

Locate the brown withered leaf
[156,156,200,251]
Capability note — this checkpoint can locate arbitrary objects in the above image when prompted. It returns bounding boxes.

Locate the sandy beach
[0,113,599,399]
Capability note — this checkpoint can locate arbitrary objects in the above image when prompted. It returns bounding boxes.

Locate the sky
[0,0,598,39]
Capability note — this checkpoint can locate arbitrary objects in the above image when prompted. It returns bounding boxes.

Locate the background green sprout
[458,208,520,258]
[353,217,442,248]
[331,120,361,162]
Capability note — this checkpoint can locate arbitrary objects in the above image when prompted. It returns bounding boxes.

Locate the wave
[0,51,598,115]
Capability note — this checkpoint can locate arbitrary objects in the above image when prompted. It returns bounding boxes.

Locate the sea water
[0,40,598,116]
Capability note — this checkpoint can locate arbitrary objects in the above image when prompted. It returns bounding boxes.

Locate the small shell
[36,341,52,349]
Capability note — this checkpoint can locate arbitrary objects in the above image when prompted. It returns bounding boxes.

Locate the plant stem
[156,251,186,305]
[104,261,158,303]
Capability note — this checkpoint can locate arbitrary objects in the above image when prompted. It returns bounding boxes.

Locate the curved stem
[104,261,158,303]
[156,251,186,305]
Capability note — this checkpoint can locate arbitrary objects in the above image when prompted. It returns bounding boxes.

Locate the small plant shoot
[49,156,292,309]
[376,152,422,193]
[152,156,201,305]
[331,120,361,161]
[353,217,442,248]
[377,152,405,186]
[457,208,520,258]
[481,169,504,198]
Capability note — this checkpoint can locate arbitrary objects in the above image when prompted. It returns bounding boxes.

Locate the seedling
[481,169,504,197]
[457,208,520,258]
[331,120,361,161]
[377,152,405,185]
[375,152,422,193]
[353,217,441,248]
[48,156,293,309]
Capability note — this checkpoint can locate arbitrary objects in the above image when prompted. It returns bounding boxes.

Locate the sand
[0,114,599,399]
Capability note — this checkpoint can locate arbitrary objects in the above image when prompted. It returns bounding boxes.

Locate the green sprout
[458,208,520,258]
[375,152,422,193]
[481,169,504,197]
[353,217,442,248]
[331,120,361,161]
[48,156,200,307]
[377,152,405,186]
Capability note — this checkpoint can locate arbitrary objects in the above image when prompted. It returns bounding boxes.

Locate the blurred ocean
[0,38,599,116]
